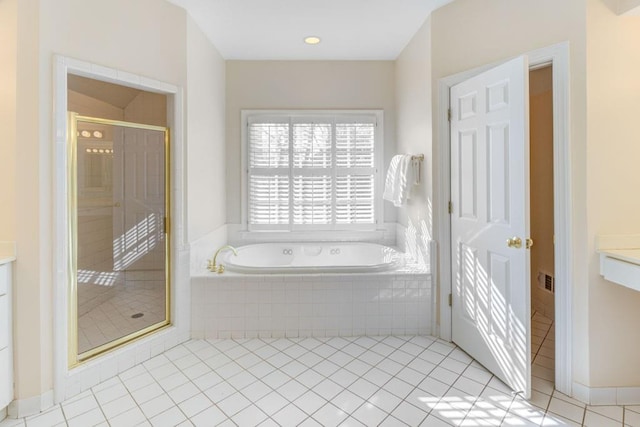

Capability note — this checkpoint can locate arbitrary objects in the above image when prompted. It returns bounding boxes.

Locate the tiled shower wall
[192,273,431,339]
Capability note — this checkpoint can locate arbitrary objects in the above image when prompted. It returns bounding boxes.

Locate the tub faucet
[207,245,238,274]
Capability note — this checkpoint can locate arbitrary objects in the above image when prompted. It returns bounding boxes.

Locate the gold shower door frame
[68,113,171,367]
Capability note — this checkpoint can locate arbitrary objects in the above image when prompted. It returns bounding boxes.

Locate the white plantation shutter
[336,175,375,224]
[248,120,290,229]
[292,121,333,227]
[247,113,378,231]
[335,121,376,225]
[249,175,289,225]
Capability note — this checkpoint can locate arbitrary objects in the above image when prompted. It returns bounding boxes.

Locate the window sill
[230,228,390,245]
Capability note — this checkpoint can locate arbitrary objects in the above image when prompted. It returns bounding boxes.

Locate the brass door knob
[526,238,534,249]
[507,236,522,249]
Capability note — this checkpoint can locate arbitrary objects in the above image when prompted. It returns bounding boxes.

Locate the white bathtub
[219,242,404,274]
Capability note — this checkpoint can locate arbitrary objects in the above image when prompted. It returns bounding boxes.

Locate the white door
[450,56,531,397]
[113,127,166,272]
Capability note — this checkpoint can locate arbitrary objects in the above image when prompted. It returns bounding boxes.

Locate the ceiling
[68,75,141,109]
[167,0,454,60]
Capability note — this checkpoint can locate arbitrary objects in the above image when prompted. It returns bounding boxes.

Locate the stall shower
[68,75,170,363]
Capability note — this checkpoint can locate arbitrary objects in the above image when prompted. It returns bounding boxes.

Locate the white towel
[383,154,412,207]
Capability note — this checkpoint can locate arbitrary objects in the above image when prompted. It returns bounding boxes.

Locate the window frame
[241,110,384,236]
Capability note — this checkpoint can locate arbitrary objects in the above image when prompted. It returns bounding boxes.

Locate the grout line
[16,314,595,427]
[91,388,109,427]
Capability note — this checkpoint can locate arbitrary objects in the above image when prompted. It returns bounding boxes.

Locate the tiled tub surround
[192,272,431,340]
[218,242,405,274]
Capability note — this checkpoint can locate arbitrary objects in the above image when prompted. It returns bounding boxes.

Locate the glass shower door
[69,113,170,364]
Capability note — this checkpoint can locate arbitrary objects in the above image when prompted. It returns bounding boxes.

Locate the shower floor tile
[1,314,631,426]
[77,272,166,354]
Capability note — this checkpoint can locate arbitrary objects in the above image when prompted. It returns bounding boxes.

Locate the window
[245,112,382,231]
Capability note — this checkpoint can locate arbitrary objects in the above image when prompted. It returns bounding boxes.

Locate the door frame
[52,56,187,404]
[435,42,573,395]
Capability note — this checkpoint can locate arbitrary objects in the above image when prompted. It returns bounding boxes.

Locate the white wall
[618,0,640,14]
[395,18,433,266]
[186,16,226,242]
[225,60,397,226]
[430,0,589,385]
[586,0,640,387]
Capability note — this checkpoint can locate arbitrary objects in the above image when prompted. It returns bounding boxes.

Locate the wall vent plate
[537,270,555,293]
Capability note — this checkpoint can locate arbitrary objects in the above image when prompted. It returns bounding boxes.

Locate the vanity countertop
[597,235,640,292]
[0,241,16,265]
[598,248,640,265]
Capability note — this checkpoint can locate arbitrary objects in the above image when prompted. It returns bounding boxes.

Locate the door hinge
[447,108,452,122]
[448,201,453,214]
[163,217,169,234]
[448,293,453,307]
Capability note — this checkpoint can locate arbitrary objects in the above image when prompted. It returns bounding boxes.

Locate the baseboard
[7,389,54,419]
[573,382,640,405]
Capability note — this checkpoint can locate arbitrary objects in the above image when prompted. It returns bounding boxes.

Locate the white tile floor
[2,313,637,426]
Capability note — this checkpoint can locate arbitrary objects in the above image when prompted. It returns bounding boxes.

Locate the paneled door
[450,56,532,397]
[112,127,166,272]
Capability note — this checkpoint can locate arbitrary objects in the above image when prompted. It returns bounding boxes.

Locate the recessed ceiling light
[304,36,321,45]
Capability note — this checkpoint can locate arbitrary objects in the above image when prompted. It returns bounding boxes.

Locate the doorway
[67,76,171,365]
[437,43,572,397]
[529,65,556,390]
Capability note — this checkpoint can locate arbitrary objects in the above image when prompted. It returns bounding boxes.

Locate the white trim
[436,42,572,396]
[52,56,189,404]
[572,382,640,406]
[227,222,397,248]
[7,390,54,419]
[429,239,439,337]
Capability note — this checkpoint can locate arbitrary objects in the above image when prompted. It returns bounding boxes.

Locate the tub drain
[131,313,144,319]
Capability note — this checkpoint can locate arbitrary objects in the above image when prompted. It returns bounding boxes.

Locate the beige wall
[0,0,17,241]
[68,90,125,121]
[586,0,640,386]
[529,67,555,320]
[225,60,397,225]
[12,0,190,401]
[123,92,167,127]
[186,16,227,242]
[14,0,46,401]
[430,0,590,385]
[395,18,433,265]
